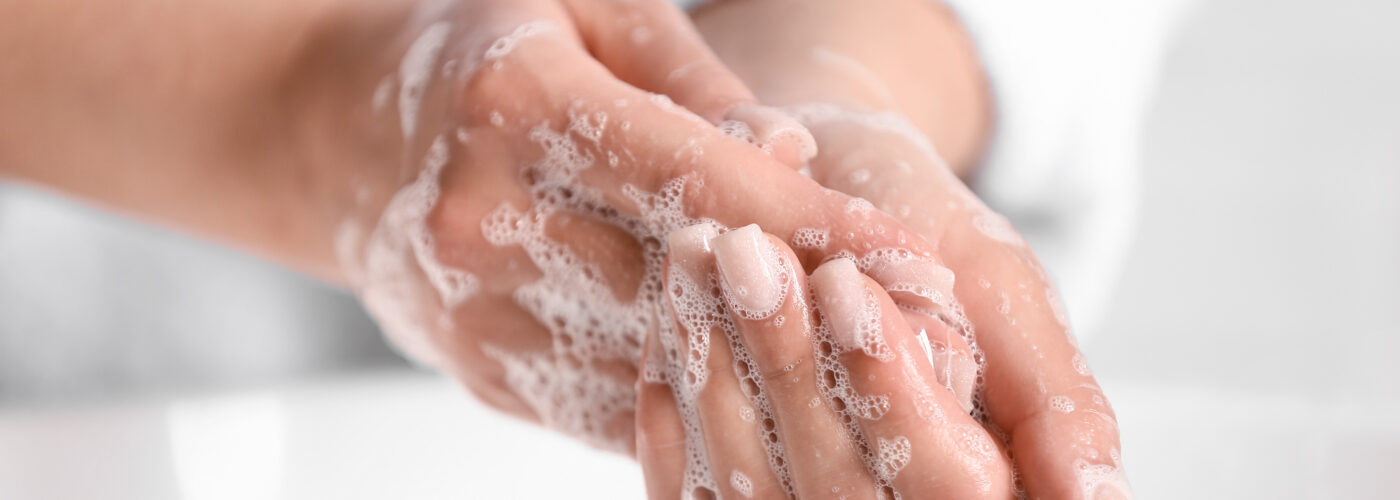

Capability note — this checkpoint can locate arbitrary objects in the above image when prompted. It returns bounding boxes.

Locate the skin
[0,0,1126,497]
[0,0,976,451]
[642,227,1016,499]
[633,0,1129,498]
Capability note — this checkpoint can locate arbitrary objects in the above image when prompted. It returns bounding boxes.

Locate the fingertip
[1014,408,1131,500]
[863,256,957,313]
[722,104,818,170]
[711,224,791,318]
[665,222,721,276]
[810,258,882,357]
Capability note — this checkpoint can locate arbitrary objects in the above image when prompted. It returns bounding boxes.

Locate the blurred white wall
[1087,0,1400,497]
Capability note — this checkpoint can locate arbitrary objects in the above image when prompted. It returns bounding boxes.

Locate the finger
[592,100,928,265]
[718,105,819,169]
[942,217,1131,500]
[860,251,979,412]
[664,223,786,499]
[562,0,751,122]
[463,43,939,310]
[562,0,815,167]
[711,225,879,498]
[490,83,932,284]
[810,258,1015,499]
[637,326,689,500]
[792,106,1131,499]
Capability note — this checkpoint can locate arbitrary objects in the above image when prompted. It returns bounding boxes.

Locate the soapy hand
[639,224,1016,499]
[333,0,956,453]
[791,107,1130,500]
[681,0,1131,498]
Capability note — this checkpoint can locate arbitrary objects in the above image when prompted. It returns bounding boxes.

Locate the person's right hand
[325,0,945,453]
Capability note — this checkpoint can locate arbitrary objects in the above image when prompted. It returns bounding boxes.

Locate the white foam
[482,21,554,61]
[845,197,875,217]
[729,470,753,498]
[874,436,912,484]
[352,86,1034,497]
[1074,458,1133,500]
[791,227,830,249]
[354,135,477,369]
[1050,395,1076,413]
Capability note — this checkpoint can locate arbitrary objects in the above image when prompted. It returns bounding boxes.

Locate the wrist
[284,0,427,284]
[693,0,992,177]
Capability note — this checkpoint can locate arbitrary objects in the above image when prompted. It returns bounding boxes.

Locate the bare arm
[0,0,413,281]
[692,0,993,176]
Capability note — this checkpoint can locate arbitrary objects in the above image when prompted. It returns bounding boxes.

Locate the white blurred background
[1,0,1396,498]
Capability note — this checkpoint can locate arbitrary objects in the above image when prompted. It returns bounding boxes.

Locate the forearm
[0,0,412,282]
[691,0,992,177]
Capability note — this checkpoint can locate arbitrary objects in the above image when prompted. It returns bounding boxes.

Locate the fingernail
[950,353,976,412]
[666,222,720,281]
[724,104,819,165]
[904,311,976,413]
[711,224,787,318]
[811,258,885,358]
[864,255,956,311]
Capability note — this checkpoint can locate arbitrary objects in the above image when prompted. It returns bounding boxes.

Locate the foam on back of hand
[339,18,1125,499]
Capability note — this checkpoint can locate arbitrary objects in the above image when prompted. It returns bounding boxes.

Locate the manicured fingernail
[724,104,818,164]
[811,258,887,359]
[711,224,787,319]
[950,353,977,412]
[865,255,956,311]
[666,223,720,281]
[904,311,976,413]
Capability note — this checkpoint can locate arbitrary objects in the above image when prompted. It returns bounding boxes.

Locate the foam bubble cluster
[791,227,830,250]
[346,25,1126,494]
[729,470,753,498]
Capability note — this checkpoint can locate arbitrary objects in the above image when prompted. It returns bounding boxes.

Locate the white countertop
[4,371,1397,499]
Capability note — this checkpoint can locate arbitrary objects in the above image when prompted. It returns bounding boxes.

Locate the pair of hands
[329,0,1128,498]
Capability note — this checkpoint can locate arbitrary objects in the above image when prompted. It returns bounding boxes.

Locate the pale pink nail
[666,223,720,281]
[811,258,885,358]
[865,256,956,311]
[711,224,787,318]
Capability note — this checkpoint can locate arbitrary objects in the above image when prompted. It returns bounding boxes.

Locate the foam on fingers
[823,271,1015,499]
[811,258,892,362]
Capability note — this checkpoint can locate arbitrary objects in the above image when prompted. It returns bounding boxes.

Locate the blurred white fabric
[947,0,1195,339]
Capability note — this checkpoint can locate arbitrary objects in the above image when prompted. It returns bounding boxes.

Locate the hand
[639,224,1015,499]
[693,1,1130,498]
[324,0,947,453]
